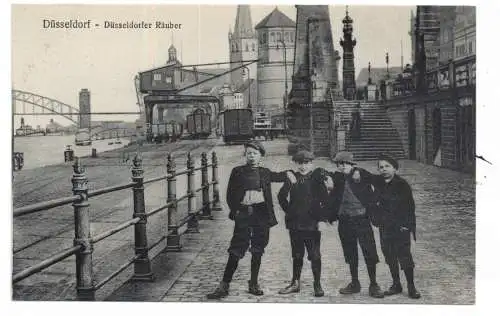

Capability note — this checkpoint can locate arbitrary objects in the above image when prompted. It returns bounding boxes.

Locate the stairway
[334,101,406,161]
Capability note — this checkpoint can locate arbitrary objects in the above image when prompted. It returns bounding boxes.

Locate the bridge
[12,89,141,137]
[12,89,80,124]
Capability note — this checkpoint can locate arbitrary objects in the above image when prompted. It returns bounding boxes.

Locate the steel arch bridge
[12,89,80,124]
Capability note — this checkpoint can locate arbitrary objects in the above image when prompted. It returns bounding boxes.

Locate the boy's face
[337,161,354,174]
[245,147,262,166]
[378,160,397,179]
[295,161,313,174]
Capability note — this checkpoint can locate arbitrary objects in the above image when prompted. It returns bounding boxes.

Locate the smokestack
[401,39,404,71]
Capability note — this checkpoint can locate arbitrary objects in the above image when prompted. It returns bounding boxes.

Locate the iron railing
[12,151,221,300]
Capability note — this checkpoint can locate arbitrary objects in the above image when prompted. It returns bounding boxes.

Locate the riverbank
[13,134,132,170]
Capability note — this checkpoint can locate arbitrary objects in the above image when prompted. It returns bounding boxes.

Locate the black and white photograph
[4,1,495,315]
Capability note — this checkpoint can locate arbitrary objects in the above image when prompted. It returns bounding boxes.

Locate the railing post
[131,154,154,281]
[166,153,182,251]
[72,157,95,301]
[186,152,199,233]
[211,151,222,212]
[199,152,212,220]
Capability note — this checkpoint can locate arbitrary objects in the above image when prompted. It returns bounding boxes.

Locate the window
[252,43,255,51]
[284,32,289,42]
[246,43,249,51]
[262,32,267,44]
[468,40,474,54]
[153,73,161,81]
[270,32,275,42]
[277,32,282,42]
[291,32,295,42]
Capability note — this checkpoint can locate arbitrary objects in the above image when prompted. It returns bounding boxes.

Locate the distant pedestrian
[372,154,421,299]
[277,150,331,297]
[206,141,295,299]
[325,151,384,298]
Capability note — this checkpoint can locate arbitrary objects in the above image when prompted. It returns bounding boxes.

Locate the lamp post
[242,66,251,109]
[386,52,390,79]
[368,61,372,84]
[276,30,288,132]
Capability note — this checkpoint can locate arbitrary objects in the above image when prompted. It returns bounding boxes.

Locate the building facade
[384,6,475,173]
[255,7,296,116]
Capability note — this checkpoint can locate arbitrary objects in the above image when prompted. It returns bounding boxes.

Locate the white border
[2,1,498,315]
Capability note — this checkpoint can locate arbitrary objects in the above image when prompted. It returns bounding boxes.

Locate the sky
[12,4,414,128]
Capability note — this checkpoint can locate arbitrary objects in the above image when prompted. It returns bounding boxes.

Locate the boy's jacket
[278,168,333,224]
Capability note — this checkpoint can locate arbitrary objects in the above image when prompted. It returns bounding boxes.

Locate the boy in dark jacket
[326,151,384,298]
[207,141,295,299]
[372,154,421,299]
[277,150,331,297]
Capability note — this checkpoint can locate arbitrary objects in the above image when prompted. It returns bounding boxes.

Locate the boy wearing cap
[372,154,421,299]
[277,150,331,297]
[326,151,384,298]
[207,141,295,299]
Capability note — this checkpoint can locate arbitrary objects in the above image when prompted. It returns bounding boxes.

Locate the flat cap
[378,153,399,170]
[332,151,356,165]
[293,150,315,163]
[244,140,266,156]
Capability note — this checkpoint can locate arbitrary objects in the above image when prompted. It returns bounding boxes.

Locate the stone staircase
[334,101,406,161]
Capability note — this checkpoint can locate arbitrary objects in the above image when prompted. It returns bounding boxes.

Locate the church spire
[233,5,254,38]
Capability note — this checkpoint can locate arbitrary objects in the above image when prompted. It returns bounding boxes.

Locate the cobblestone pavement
[111,139,475,304]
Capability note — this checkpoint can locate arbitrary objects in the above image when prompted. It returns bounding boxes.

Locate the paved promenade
[108,139,475,304]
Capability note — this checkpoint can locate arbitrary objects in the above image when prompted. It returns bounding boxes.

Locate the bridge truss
[12,89,80,124]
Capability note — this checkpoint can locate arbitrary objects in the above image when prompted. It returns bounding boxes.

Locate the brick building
[384,6,475,173]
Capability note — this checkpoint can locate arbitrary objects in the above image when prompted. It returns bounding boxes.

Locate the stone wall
[385,92,473,171]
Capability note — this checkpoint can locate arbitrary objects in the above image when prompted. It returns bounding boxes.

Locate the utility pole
[277,29,288,132]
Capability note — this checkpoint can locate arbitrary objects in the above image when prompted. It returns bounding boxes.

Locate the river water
[13,135,130,170]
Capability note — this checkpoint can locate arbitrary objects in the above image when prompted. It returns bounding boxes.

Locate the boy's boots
[404,268,421,299]
[206,281,230,299]
[313,281,324,297]
[248,280,264,296]
[279,280,300,294]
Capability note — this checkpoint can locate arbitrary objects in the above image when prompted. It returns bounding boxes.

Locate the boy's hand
[352,170,361,183]
[286,171,297,184]
[324,175,334,192]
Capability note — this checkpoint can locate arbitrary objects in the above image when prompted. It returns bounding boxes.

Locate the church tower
[228,5,258,90]
[340,7,357,100]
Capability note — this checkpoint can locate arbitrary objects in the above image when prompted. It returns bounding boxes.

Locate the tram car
[253,112,285,140]
[186,109,211,139]
[151,121,183,143]
[219,108,253,144]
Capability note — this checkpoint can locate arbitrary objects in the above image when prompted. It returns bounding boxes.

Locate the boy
[372,154,421,299]
[207,141,295,299]
[326,151,384,298]
[277,150,331,297]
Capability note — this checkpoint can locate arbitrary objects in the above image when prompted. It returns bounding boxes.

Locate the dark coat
[326,167,378,223]
[372,175,417,240]
[277,168,331,230]
[226,165,287,227]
